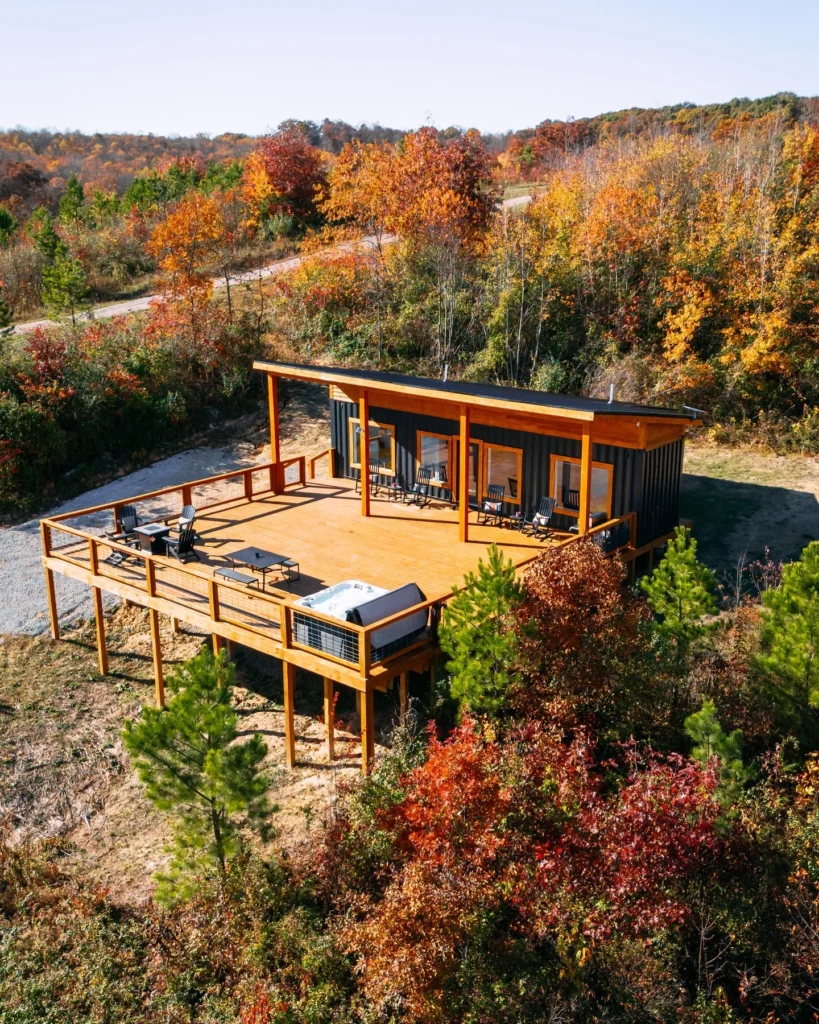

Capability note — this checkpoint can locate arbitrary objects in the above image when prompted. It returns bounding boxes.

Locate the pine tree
[122,648,272,901]
[684,698,748,802]
[439,544,523,718]
[58,173,85,224]
[642,526,717,660]
[27,208,63,263]
[41,249,89,325]
[758,541,819,713]
[0,208,17,247]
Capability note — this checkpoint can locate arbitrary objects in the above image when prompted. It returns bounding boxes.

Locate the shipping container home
[39,361,699,776]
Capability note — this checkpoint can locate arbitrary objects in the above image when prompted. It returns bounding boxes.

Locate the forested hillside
[2,94,819,513]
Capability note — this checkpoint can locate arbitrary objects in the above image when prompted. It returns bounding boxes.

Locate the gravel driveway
[0,443,263,635]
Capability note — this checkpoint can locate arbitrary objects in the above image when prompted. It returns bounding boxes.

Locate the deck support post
[458,405,470,543]
[149,608,165,708]
[171,616,181,634]
[267,374,281,465]
[283,661,296,769]
[399,672,408,721]
[578,421,593,536]
[44,567,60,641]
[212,634,224,657]
[323,678,335,761]
[360,684,375,775]
[359,389,370,517]
[92,586,108,676]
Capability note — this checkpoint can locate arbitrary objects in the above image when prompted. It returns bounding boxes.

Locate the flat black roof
[261,362,696,420]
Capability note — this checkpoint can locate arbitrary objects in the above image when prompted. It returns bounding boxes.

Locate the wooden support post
[282,661,296,768]
[92,586,108,676]
[360,684,375,775]
[224,638,235,661]
[40,522,60,641]
[399,672,408,721]
[212,634,224,656]
[359,389,370,518]
[171,616,181,634]
[323,677,335,761]
[578,421,593,536]
[355,691,362,716]
[267,374,281,465]
[149,608,165,708]
[44,567,60,641]
[458,405,470,543]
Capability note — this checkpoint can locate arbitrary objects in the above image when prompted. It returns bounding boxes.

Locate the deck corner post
[149,608,165,708]
[458,404,471,543]
[578,421,593,536]
[92,585,108,676]
[282,661,296,769]
[359,389,370,518]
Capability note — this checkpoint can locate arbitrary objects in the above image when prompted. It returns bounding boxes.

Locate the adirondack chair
[105,504,141,545]
[165,524,201,563]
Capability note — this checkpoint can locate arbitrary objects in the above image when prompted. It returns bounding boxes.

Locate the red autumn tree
[342,720,727,1023]
[512,540,656,728]
[252,127,326,223]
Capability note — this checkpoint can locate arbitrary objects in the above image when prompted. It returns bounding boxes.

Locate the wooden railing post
[182,485,192,507]
[358,626,371,680]
[298,456,306,486]
[146,559,156,597]
[243,470,253,501]
[267,374,281,464]
[112,505,122,534]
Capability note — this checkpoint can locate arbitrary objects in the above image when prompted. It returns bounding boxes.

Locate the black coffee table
[133,522,171,555]
[227,547,289,591]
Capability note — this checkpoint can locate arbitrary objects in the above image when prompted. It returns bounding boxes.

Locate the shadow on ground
[680,471,819,574]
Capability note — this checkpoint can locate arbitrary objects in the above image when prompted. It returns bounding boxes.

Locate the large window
[417,432,452,486]
[483,443,522,503]
[349,418,396,474]
[549,455,612,517]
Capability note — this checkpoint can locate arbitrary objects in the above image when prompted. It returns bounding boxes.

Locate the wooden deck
[178,480,565,599]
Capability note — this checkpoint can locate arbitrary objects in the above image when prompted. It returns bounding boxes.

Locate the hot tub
[293,580,428,664]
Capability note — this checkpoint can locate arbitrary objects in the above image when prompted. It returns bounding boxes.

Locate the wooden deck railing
[42,457,638,683]
[308,447,335,480]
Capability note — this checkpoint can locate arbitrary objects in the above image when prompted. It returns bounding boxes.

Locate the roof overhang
[254,361,701,447]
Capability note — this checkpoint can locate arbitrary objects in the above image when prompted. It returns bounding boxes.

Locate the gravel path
[0,442,264,635]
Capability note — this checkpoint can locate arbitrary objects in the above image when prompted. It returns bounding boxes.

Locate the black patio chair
[507,477,519,500]
[169,503,201,541]
[354,460,385,496]
[406,466,433,506]
[104,504,142,546]
[165,524,201,563]
[432,464,455,506]
[564,488,580,511]
[478,484,506,526]
[523,496,557,539]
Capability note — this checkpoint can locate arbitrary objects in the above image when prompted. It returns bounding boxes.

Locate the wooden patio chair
[478,484,506,526]
[165,524,201,563]
[523,496,557,539]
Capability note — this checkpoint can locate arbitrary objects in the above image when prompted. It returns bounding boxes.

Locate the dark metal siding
[330,400,681,544]
[636,439,684,546]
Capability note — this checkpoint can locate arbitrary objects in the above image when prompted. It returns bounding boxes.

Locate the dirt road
[14,195,532,334]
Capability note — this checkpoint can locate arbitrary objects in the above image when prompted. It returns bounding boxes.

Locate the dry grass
[0,600,407,903]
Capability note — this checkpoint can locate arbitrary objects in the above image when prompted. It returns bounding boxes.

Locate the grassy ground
[682,443,819,577]
[0,605,419,902]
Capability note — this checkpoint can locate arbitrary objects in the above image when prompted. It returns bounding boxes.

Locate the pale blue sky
[3,0,817,136]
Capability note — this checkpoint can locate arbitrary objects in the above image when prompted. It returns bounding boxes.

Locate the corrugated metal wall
[331,400,682,544]
[636,438,684,547]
